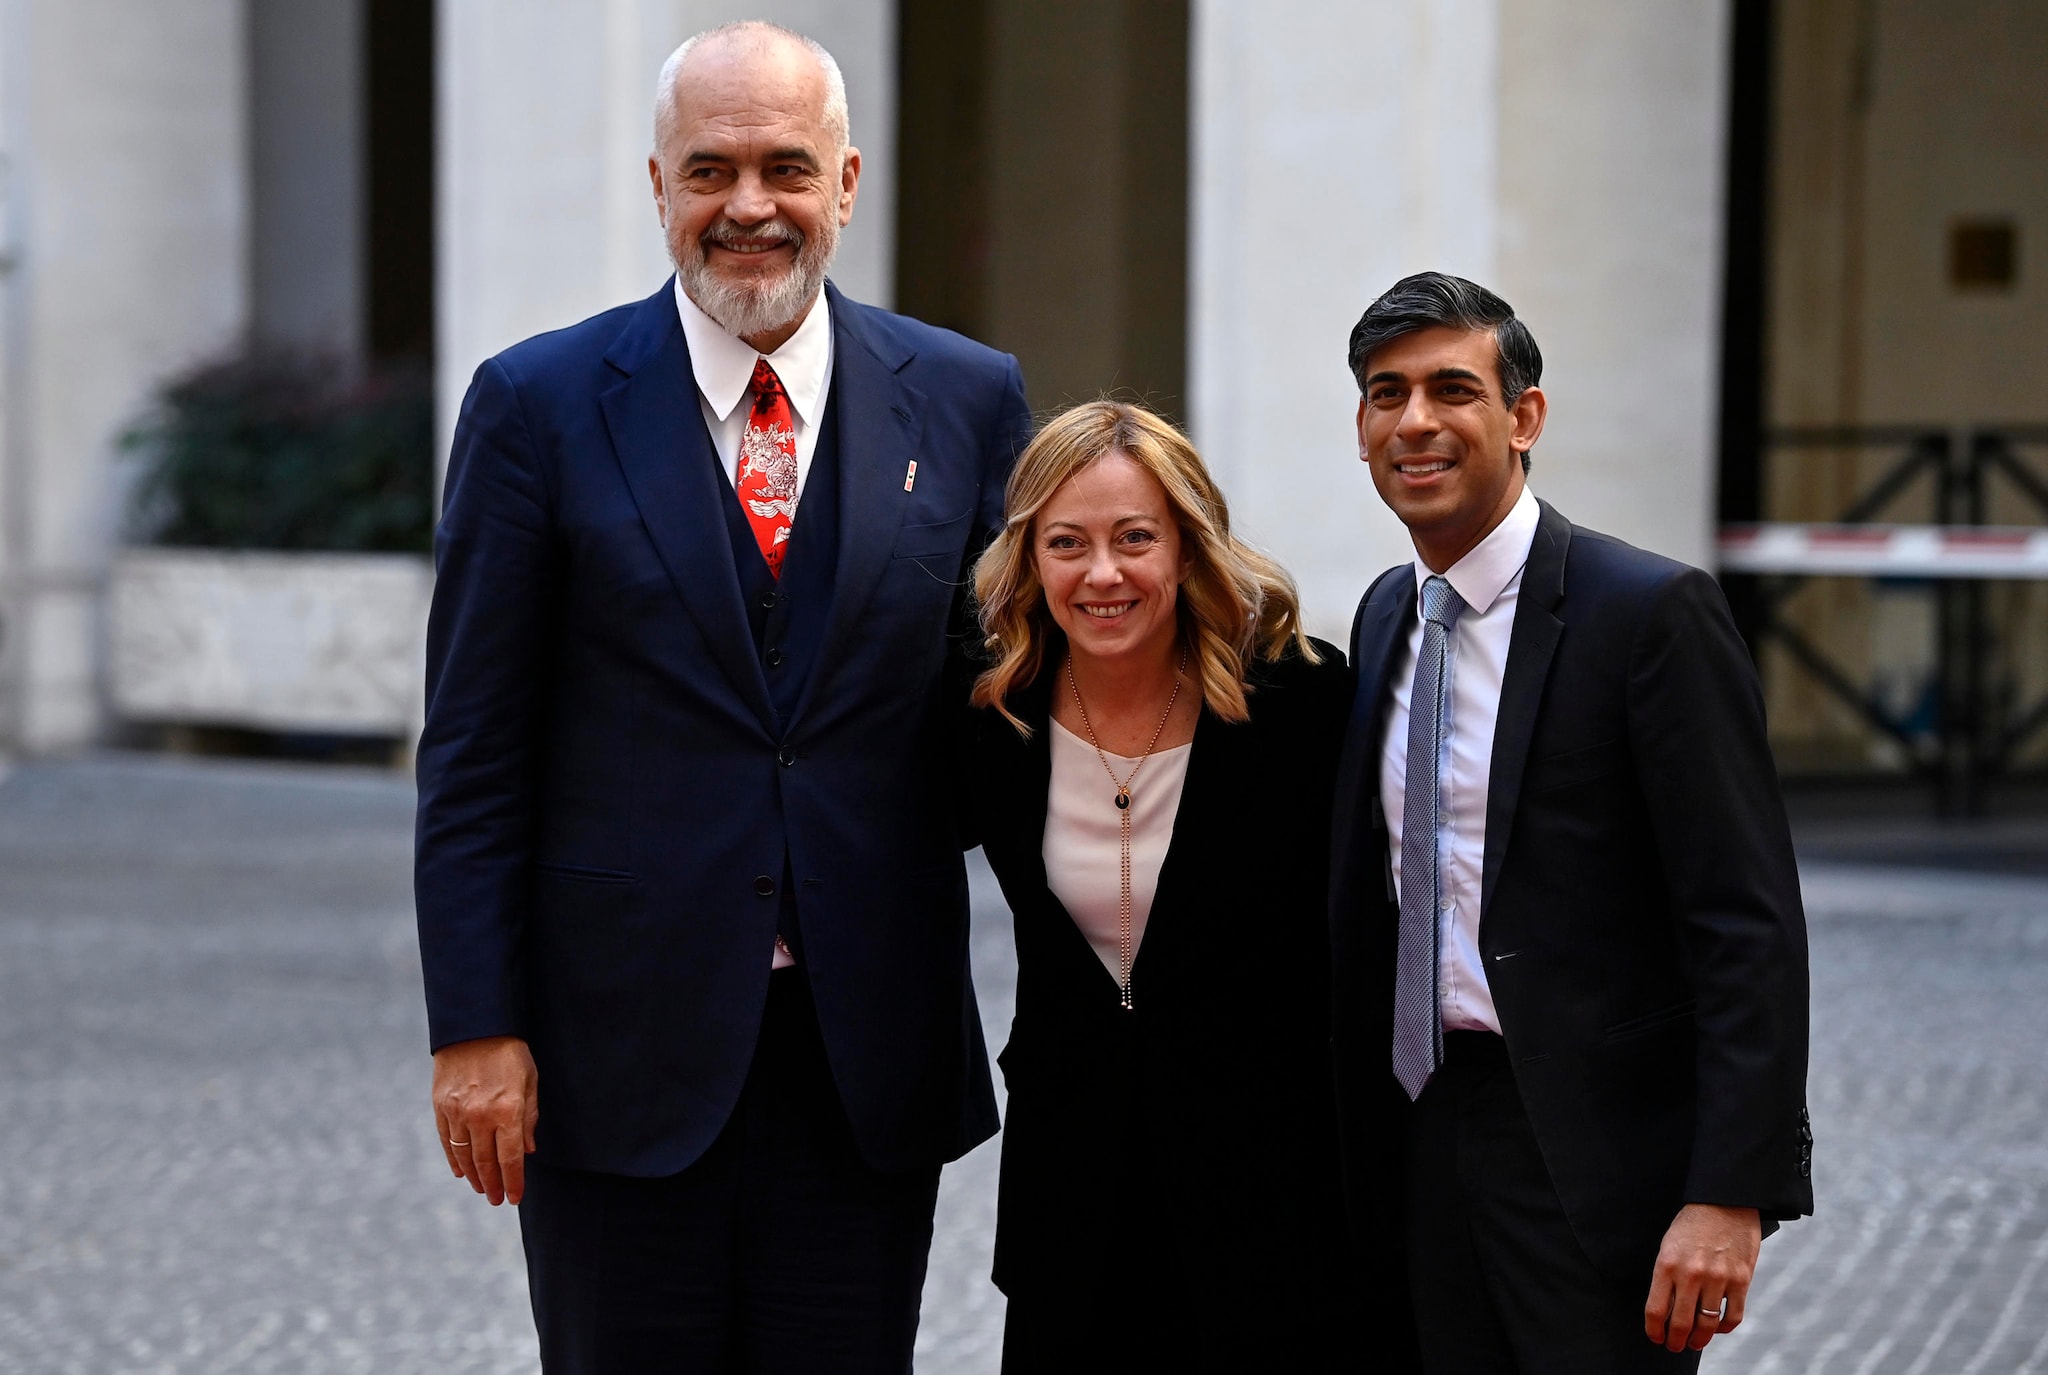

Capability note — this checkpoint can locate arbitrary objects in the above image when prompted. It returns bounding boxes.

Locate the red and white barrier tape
[1718,524,2048,578]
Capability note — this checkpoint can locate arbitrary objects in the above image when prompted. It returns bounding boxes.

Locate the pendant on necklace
[1114,787,1131,811]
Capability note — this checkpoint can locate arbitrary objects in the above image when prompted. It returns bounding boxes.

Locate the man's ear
[649,156,668,228]
[838,147,862,227]
[1510,385,1547,457]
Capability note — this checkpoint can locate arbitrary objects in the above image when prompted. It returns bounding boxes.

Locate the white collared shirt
[1379,484,1541,1035]
[672,278,835,498]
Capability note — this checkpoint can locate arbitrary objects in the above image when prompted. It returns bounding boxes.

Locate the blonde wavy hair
[972,400,1317,735]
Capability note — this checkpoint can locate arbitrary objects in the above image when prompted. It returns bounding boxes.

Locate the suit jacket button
[760,592,779,610]
[766,647,784,668]
[777,748,795,767]
[754,875,776,897]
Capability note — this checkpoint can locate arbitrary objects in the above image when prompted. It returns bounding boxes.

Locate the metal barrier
[1717,426,2048,816]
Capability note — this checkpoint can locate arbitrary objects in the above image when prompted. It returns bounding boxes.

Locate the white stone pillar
[436,0,896,470]
[1190,0,1502,639]
[1495,1,1731,571]
[0,0,249,752]
[1190,0,1729,638]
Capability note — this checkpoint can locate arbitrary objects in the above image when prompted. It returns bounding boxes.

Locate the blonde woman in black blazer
[966,401,1405,1372]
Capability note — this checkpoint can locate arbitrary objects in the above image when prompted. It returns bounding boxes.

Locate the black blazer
[1330,500,1814,1286]
[415,281,1030,1177]
[971,642,1389,1365]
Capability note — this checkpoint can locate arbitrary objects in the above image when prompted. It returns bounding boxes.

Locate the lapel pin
[904,460,917,493]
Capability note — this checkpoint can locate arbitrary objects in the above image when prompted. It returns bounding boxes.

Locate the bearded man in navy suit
[414,21,1029,1371]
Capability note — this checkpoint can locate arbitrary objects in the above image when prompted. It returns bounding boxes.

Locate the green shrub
[123,356,435,553]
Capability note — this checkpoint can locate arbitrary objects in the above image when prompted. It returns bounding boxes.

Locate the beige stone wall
[981,0,1187,420]
[1764,0,2048,770]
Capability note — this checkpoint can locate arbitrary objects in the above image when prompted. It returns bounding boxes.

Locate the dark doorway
[1716,0,1774,653]
[367,0,434,364]
[897,0,1189,420]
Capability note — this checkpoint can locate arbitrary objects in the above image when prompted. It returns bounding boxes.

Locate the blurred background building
[0,0,2039,805]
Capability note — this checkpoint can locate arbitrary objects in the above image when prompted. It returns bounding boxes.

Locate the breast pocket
[891,507,973,562]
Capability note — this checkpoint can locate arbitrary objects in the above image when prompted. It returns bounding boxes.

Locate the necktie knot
[1421,575,1466,629]
[749,358,787,416]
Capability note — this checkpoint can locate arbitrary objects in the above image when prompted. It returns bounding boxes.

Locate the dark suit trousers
[518,969,943,1374]
[1407,1032,1700,1375]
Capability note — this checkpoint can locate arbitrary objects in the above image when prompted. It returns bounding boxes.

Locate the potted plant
[108,356,437,742]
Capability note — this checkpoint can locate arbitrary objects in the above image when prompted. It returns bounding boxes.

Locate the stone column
[1190,0,1729,637]
[0,0,249,752]
[1189,0,1503,636]
[436,0,896,469]
[1495,0,1731,570]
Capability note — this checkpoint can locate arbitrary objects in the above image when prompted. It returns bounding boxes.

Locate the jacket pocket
[533,860,640,886]
[891,507,973,560]
[1603,1000,1696,1042]
[1524,737,1624,793]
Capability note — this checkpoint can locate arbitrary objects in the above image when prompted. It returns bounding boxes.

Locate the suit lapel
[1138,706,1221,980]
[1480,499,1572,920]
[1332,564,1417,854]
[787,285,925,729]
[598,284,775,730]
[1352,566,1418,735]
[981,673,1056,897]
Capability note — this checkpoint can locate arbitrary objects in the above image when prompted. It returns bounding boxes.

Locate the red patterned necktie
[737,359,800,577]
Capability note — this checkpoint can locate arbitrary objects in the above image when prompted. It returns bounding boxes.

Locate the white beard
[676,214,838,340]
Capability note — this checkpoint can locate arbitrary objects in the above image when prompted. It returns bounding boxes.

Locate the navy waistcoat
[708,379,846,958]
[711,379,844,724]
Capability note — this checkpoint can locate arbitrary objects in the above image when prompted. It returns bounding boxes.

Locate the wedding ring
[1700,1299,1727,1320]
[447,1138,471,1148]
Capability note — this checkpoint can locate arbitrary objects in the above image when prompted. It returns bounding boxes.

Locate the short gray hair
[653,21,850,154]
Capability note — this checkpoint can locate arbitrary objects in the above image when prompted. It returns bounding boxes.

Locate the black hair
[1346,271,1543,471]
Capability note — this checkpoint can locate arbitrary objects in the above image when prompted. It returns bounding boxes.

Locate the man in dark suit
[1329,272,1812,1372]
[414,21,1029,1371]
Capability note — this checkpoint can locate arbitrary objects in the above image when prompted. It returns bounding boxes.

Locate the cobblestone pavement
[1713,864,2048,1375]
[1,755,2045,1372]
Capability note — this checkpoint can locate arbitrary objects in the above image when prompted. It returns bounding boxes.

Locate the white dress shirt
[672,279,834,499]
[1044,720,1192,979]
[674,281,834,970]
[1379,484,1541,1035]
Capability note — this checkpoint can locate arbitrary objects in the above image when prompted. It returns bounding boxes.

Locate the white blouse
[1043,718,1193,979]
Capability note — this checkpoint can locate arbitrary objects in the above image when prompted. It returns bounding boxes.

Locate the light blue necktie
[1393,574,1466,1101]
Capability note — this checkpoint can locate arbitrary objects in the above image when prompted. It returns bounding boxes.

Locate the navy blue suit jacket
[1330,500,1813,1286]
[415,280,1029,1177]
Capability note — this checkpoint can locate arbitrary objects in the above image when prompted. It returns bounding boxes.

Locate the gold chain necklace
[1065,647,1189,1011]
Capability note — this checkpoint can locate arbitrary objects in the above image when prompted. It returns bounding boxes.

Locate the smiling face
[1357,325,1545,571]
[1033,453,1189,671]
[649,34,859,349]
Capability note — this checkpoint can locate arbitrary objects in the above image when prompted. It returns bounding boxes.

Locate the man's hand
[1644,1203,1761,1352]
[432,1036,539,1206]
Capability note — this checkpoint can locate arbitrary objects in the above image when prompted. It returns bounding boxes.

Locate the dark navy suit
[1329,501,1812,1372]
[415,280,1029,1368]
